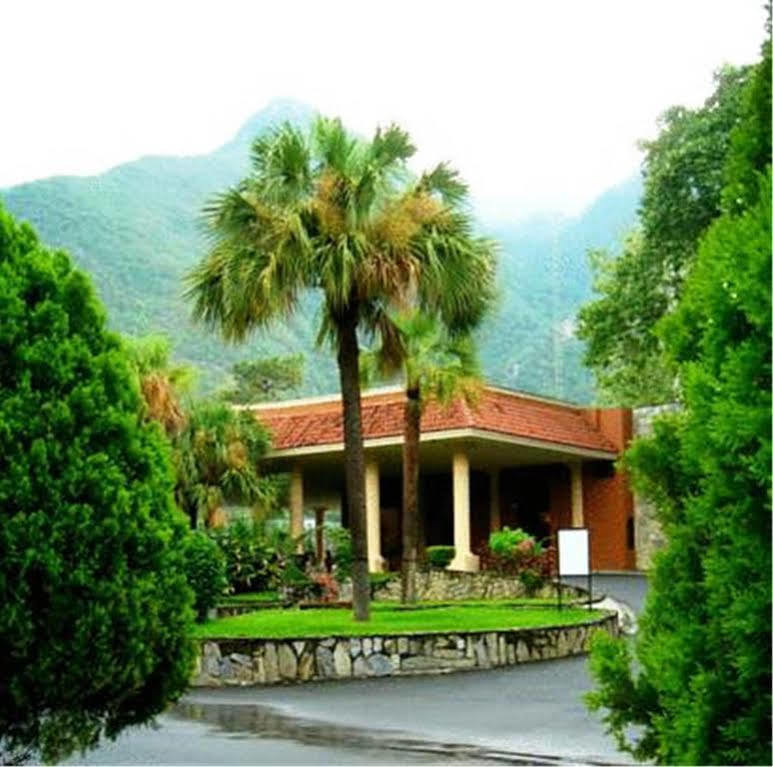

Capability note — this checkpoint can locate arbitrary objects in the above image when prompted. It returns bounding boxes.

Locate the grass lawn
[220,590,280,604]
[193,600,604,639]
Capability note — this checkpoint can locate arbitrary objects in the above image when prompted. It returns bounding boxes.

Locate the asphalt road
[64,574,648,766]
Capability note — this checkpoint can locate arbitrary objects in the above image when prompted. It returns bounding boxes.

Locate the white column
[449,451,479,572]
[570,461,584,527]
[290,464,304,553]
[365,460,385,572]
[489,470,501,532]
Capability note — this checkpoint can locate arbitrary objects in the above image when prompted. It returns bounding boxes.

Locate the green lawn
[193,600,603,639]
[220,590,280,605]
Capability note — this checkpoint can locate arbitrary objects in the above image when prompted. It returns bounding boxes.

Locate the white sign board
[558,528,590,576]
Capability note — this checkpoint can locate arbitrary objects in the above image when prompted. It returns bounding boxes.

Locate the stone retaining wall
[191,612,617,687]
[370,570,576,602]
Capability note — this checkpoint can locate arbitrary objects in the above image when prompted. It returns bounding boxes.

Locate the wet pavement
[64,574,647,765]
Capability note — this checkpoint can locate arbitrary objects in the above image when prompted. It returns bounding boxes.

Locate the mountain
[0,100,641,403]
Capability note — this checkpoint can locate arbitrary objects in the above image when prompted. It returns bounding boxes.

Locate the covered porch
[252,386,636,571]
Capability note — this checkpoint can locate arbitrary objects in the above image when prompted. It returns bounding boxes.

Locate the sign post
[556,528,592,611]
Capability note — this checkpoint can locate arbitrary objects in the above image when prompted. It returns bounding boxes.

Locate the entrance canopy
[244,385,634,572]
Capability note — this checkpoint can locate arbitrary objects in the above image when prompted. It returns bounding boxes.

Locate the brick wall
[581,408,635,570]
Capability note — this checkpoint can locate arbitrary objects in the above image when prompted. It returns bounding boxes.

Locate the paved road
[64,574,648,766]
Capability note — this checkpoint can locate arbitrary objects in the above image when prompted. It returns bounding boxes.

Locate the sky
[1,0,766,220]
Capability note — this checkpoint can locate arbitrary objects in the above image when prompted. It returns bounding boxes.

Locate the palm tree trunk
[401,386,420,603]
[336,307,370,621]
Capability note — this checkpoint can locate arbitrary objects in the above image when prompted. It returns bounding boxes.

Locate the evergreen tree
[0,207,194,762]
[586,40,771,765]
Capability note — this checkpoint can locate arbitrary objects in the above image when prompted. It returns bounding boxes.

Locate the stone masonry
[191,613,618,687]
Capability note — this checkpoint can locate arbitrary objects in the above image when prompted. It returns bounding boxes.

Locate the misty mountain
[1,100,641,403]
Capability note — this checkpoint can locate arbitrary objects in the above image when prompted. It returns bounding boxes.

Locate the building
[250,385,637,572]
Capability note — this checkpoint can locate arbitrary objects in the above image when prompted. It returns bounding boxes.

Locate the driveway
[65,574,648,766]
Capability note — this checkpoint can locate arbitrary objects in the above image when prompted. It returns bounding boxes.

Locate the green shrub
[489,526,543,558]
[326,525,353,580]
[279,557,321,602]
[369,571,397,596]
[0,206,194,762]
[208,519,279,594]
[426,545,455,569]
[519,568,546,596]
[183,532,228,621]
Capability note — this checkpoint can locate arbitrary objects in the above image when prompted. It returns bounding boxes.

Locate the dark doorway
[500,467,552,543]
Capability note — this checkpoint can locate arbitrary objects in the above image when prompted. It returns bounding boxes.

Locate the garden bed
[193,600,601,640]
[191,603,617,687]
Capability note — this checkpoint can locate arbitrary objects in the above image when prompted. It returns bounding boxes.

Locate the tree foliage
[0,206,194,762]
[218,353,304,404]
[185,116,497,620]
[577,65,750,405]
[586,40,771,765]
[173,401,273,529]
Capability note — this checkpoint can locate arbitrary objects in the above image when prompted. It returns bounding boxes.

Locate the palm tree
[173,401,272,529]
[362,310,483,603]
[185,117,496,620]
[124,334,195,435]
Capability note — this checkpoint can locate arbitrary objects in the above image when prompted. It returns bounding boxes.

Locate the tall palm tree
[185,117,496,620]
[362,311,483,603]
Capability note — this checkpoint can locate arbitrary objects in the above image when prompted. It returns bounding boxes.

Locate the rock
[402,655,476,671]
[316,646,335,678]
[507,642,515,664]
[485,633,499,665]
[397,637,409,654]
[362,637,373,656]
[401,655,442,671]
[264,643,280,683]
[334,642,352,677]
[383,638,396,654]
[373,637,383,652]
[320,637,335,648]
[254,655,266,684]
[515,640,530,663]
[473,638,489,668]
[350,637,362,657]
[433,648,464,659]
[353,656,368,677]
[278,644,297,679]
[366,653,394,676]
[293,641,306,656]
[230,652,251,666]
[299,651,314,681]
[219,657,234,679]
[202,642,222,677]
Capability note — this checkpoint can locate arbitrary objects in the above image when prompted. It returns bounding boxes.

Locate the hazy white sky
[1,0,765,219]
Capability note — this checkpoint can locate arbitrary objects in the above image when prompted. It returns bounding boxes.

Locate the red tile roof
[252,387,620,455]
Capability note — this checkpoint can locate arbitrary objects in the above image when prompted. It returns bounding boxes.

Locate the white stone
[278,644,297,679]
[334,642,352,676]
[264,643,279,683]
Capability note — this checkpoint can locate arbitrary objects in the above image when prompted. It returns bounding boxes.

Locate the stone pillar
[570,461,584,527]
[489,470,501,533]
[449,451,479,572]
[365,460,385,572]
[290,464,304,553]
[314,507,326,567]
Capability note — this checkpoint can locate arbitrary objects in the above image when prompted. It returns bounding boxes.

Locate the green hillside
[1,100,640,403]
